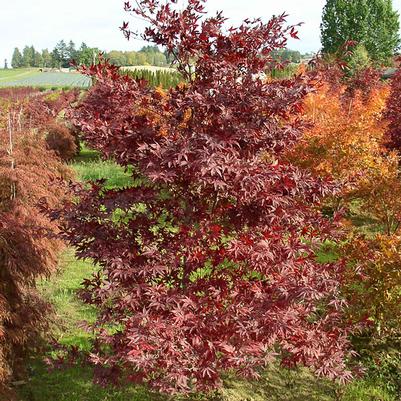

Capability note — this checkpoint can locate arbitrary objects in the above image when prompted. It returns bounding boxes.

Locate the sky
[1,0,401,66]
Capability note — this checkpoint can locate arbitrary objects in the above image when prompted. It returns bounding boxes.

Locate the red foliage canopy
[58,0,352,393]
[385,67,401,150]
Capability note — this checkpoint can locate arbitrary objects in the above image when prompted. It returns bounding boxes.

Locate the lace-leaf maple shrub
[58,0,353,393]
[0,110,72,392]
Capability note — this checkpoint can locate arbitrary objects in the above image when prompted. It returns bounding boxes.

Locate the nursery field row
[0,69,91,88]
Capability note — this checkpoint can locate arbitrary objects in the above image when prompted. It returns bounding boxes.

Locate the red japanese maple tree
[59,0,352,393]
[385,66,401,150]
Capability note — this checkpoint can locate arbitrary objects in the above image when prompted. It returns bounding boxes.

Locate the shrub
[347,44,371,76]
[44,122,78,161]
[355,155,401,235]
[23,89,80,131]
[56,0,353,394]
[0,87,40,101]
[340,155,401,337]
[0,124,71,390]
[345,67,383,100]
[360,344,401,398]
[344,233,401,336]
[64,122,82,153]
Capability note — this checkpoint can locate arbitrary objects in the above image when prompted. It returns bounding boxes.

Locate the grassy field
[13,146,396,401]
[0,68,40,82]
[0,68,91,88]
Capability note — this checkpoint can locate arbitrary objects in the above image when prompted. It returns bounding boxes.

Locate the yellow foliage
[178,108,193,129]
[357,156,401,234]
[153,85,167,99]
[344,234,401,335]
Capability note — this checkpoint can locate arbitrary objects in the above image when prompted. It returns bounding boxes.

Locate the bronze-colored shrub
[44,122,78,161]
[0,126,72,390]
[64,122,82,153]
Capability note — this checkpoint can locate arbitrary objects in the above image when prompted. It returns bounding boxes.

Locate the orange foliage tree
[289,83,390,204]
[289,75,401,336]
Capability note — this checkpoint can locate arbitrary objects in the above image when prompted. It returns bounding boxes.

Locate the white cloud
[1,0,401,66]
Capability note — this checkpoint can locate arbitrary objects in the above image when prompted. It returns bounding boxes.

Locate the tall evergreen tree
[22,45,34,67]
[52,40,69,68]
[79,42,88,52]
[140,45,160,53]
[41,49,52,68]
[33,51,43,68]
[30,46,36,64]
[11,48,22,68]
[77,43,100,66]
[67,40,77,64]
[51,48,61,68]
[321,0,400,64]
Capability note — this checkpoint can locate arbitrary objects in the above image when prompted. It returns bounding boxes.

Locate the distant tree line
[107,45,172,67]
[11,42,171,69]
[11,41,101,69]
[11,41,305,70]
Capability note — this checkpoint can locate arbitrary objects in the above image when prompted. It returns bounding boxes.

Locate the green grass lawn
[14,146,397,401]
[70,146,134,188]
[38,251,96,350]
[0,68,40,83]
